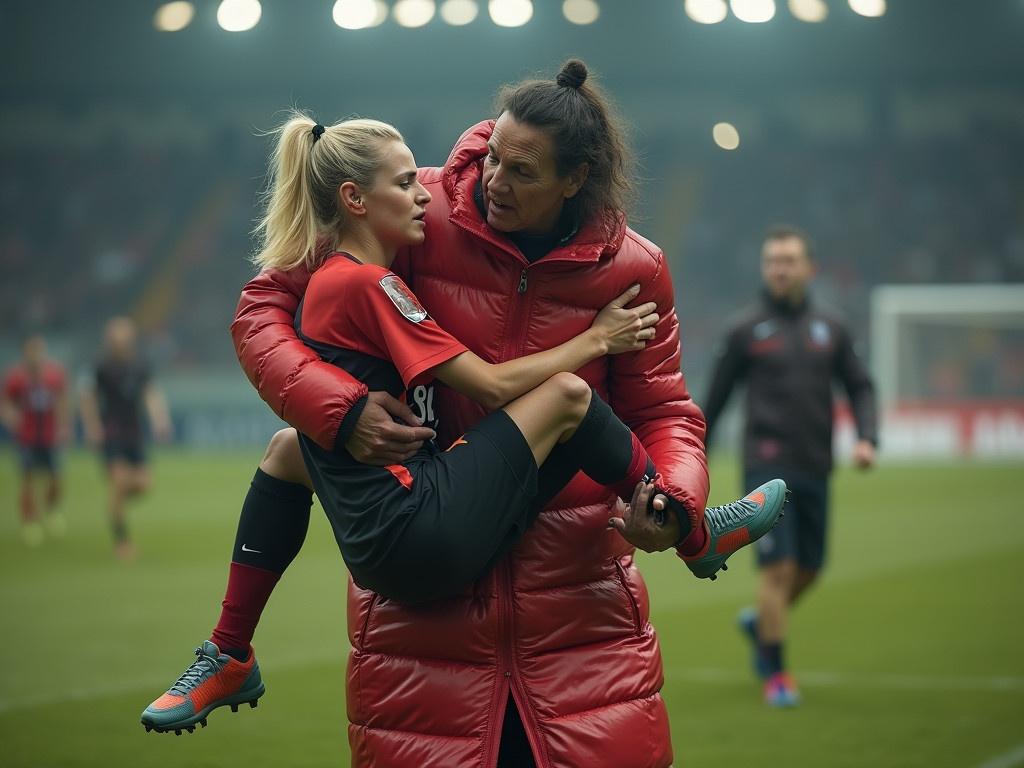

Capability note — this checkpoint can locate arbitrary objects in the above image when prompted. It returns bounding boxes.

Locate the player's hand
[346,391,436,466]
[853,439,875,470]
[591,284,659,355]
[608,481,681,553]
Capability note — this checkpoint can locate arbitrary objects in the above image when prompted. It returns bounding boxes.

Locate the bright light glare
[563,0,600,25]
[788,0,827,22]
[713,122,740,150]
[217,0,262,31]
[333,0,387,29]
[848,0,886,17]
[730,0,775,23]
[684,0,728,25]
[440,0,479,24]
[394,0,436,26]
[489,0,533,27]
[154,2,195,32]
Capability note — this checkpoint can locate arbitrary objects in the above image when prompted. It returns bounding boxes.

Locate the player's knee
[548,372,592,419]
[261,428,309,487]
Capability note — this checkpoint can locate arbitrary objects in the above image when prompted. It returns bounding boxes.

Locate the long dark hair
[496,59,636,239]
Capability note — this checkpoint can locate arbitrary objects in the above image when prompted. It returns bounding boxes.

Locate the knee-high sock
[210,469,312,657]
[557,390,655,503]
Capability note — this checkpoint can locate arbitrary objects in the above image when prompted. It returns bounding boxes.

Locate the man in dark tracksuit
[702,224,877,707]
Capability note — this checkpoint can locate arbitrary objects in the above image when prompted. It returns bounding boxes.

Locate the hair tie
[311,124,326,142]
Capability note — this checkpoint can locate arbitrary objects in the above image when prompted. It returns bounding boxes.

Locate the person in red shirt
[1,335,69,546]
[141,112,785,742]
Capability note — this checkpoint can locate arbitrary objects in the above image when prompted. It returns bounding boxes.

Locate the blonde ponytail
[253,111,404,271]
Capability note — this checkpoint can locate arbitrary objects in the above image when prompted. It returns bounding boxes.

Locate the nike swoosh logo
[241,544,262,554]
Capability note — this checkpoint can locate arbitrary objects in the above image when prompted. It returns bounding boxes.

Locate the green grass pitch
[0,450,1021,767]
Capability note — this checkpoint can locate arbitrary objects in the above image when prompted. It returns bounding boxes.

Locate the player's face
[23,336,46,365]
[761,236,815,302]
[362,140,431,248]
[482,112,585,235]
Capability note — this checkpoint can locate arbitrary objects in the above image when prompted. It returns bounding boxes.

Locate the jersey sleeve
[301,265,467,389]
[362,273,467,387]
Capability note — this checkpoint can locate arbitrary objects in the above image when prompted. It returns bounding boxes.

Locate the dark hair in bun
[556,59,587,89]
[496,59,635,239]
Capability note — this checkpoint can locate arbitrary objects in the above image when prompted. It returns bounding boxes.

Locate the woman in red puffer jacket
[164,60,728,767]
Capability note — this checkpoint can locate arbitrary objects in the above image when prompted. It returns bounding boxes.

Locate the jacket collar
[442,120,626,265]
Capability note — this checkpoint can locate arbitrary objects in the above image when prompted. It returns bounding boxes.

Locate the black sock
[558,390,655,502]
[759,642,784,676]
[231,469,313,574]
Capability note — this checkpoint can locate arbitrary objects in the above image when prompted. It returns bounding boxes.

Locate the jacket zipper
[483,266,538,767]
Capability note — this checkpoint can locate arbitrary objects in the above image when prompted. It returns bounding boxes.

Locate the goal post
[867,284,1024,459]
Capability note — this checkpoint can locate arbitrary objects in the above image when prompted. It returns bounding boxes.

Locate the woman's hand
[591,284,659,355]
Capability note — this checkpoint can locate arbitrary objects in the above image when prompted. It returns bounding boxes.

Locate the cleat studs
[249,699,258,709]
[709,573,717,581]
[230,704,239,713]
[175,729,182,736]
[187,726,195,733]
[200,719,207,728]
[144,725,152,732]
[721,563,729,571]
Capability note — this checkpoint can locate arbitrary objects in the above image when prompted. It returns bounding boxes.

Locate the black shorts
[103,439,147,467]
[18,445,58,473]
[745,466,829,571]
[315,409,540,605]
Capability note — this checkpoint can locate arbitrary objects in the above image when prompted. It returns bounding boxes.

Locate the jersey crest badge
[810,319,831,347]
[380,275,428,323]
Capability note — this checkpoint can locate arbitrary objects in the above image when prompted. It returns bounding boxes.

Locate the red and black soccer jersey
[2,362,66,447]
[95,357,151,444]
[295,251,467,471]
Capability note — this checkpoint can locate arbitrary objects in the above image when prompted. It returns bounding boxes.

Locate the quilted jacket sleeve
[607,247,710,544]
[230,266,368,451]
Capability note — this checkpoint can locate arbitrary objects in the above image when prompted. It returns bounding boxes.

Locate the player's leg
[790,473,828,606]
[754,474,802,706]
[210,429,313,657]
[18,447,44,546]
[106,453,134,559]
[41,449,67,537]
[142,429,312,734]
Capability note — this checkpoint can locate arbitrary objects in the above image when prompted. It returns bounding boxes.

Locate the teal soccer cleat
[141,641,264,734]
[680,479,788,580]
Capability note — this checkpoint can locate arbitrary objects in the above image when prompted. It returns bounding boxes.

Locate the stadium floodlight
[730,0,775,23]
[217,0,261,31]
[154,1,195,32]
[848,0,886,17]
[489,0,533,27]
[788,0,827,22]
[684,0,728,25]
[333,0,387,29]
[440,0,479,25]
[394,0,436,27]
[563,0,600,25]
[712,122,740,149]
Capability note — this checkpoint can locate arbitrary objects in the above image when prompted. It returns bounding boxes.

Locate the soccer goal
[868,284,1024,459]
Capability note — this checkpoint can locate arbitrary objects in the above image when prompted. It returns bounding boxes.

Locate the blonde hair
[253,111,403,271]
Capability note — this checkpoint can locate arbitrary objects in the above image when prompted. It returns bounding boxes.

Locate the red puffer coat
[232,121,709,768]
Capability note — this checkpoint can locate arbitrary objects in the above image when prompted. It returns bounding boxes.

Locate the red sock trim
[677,520,709,557]
[210,562,281,653]
[613,432,650,502]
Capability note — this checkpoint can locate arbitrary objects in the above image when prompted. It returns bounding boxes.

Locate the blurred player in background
[702,224,878,707]
[79,317,172,560]
[1,334,70,546]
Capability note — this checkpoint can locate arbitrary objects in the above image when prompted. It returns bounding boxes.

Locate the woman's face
[361,140,431,248]
[482,112,584,235]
